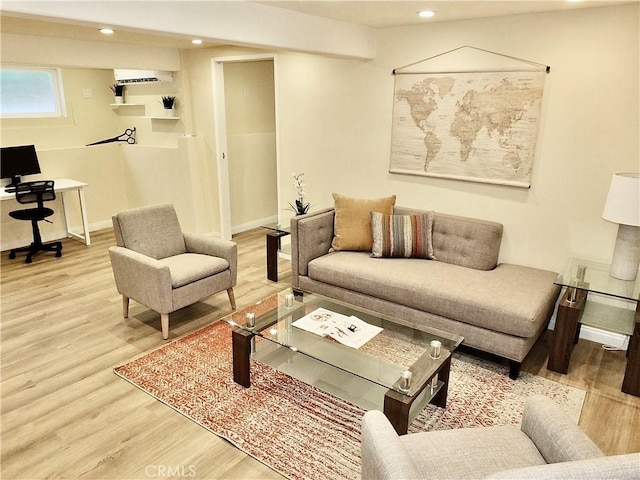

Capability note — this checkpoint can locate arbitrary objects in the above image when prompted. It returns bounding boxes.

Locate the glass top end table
[260,223,291,282]
[555,258,640,302]
[550,257,639,397]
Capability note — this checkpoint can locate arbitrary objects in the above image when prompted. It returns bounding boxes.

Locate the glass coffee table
[227,290,463,434]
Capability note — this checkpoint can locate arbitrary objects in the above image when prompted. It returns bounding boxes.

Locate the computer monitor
[1,145,41,188]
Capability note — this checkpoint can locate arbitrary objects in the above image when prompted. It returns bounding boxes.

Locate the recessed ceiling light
[100,28,114,35]
[191,39,203,45]
[418,10,436,18]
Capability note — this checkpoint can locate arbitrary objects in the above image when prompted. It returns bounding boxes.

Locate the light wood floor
[1,229,638,479]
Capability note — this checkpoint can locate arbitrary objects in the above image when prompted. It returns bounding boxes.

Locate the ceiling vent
[114,69,174,84]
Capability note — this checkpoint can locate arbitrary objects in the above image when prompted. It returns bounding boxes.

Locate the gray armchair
[109,204,237,339]
[361,395,640,480]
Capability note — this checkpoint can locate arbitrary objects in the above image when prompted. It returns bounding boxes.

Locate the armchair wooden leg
[122,296,130,318]
[227,288,236,310]
[161,313,169,340]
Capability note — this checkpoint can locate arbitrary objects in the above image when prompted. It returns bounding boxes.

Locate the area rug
[115,296,586,480]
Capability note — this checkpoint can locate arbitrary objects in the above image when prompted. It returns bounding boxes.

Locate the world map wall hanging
[389,47,549,188]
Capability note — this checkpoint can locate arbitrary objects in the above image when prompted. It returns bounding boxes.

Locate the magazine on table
[292,307,383,349]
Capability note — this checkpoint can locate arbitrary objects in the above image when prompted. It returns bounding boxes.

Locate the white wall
[120,138,206,233]
[3,4,638,273]
[224,60,277,230]
[0,67,131,249]
[182,45,278,235]
[0,33,180,71]
[275,4,639,272]
[1,37,205,250]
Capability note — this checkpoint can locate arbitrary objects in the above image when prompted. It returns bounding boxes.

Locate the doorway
[212,54,280,240]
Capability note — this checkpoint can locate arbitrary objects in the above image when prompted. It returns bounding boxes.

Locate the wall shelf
[144,116,180,120]
[110,103,144,107]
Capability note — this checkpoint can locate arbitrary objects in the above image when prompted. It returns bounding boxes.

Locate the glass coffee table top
[229,290,463,398]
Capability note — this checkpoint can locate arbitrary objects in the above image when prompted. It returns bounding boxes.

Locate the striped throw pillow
[370,211,434,259]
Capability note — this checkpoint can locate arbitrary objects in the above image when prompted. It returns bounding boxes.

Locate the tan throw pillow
[331,193,396,251]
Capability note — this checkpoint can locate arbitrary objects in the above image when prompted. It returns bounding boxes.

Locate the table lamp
[602,172,640,281]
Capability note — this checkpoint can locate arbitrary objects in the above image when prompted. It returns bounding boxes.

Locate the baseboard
[82,219,113,233]
[231,215,278,235]
[1,220,112,252]
[579,325,630,350]
[279,243,291,260]
[548,316,630,350]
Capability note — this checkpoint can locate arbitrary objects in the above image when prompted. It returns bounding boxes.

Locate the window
[0,66,66,118]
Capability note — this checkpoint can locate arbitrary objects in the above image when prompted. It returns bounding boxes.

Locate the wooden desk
[1,178,90,246]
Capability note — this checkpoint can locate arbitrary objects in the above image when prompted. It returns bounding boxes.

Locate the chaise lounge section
[291,205,561,378]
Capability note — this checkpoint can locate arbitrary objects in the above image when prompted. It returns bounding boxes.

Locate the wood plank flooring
[1,228,638,479]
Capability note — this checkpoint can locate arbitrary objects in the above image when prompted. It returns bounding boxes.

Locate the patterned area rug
[115,296,586,480]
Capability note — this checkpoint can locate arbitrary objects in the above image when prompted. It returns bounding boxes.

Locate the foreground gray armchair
[361,395,640,479]
[109,204,237,339]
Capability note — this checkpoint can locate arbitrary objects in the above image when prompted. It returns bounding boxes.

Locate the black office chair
[8,180,63,264]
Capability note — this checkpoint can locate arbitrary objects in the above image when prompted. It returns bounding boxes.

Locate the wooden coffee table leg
[383,390,411,435]
[431,356,451,408]
[232,327,253,388]
[383,356,453,435]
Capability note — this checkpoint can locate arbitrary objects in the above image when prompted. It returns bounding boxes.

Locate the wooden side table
[622,306,640,396]
[548,258,640,397]
[261,223,290,282]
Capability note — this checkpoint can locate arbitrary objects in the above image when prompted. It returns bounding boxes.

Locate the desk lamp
[602,172,640,281]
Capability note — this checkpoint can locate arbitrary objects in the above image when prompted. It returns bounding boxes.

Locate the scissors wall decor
[86,128,136,146]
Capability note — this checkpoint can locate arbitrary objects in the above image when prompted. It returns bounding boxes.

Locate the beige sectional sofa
[291,205,561,378]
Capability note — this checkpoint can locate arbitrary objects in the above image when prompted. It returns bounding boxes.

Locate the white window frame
[0,65,67,118]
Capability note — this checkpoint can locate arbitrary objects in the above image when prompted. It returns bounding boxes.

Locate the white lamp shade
[602,172,640,226]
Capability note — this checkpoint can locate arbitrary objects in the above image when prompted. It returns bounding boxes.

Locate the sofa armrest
[183,233,237,286]
[485,453,640,480]
[290,208,335,289]
[361,410,421,480]
[521,395,604,464]
[108,246,173,313]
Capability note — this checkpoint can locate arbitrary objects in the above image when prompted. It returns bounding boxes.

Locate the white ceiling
[259,1,636,28]
[0,14,217,49]
[0,1,636,49]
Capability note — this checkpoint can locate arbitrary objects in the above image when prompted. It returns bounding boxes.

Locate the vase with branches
[289,173,310,215]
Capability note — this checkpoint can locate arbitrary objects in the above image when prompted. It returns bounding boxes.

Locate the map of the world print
[390,71,545,188]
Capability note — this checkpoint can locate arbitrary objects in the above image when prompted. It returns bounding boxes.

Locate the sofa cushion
[113,204,186,260]
[393,208,503,271]
[404,426,546,479]
[160,253,230,289]
[521,393,604,464]
[307,252,559,338]
[431,213,503,271]
[486,454,640,480]
[371,211,434,259]
[331,193,396,252]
